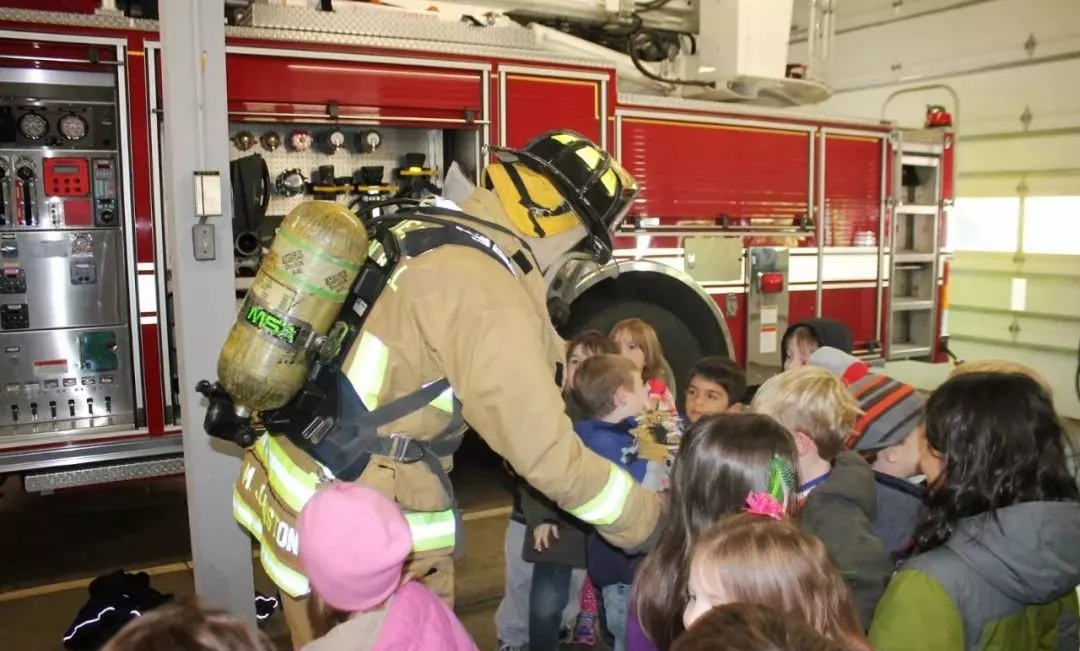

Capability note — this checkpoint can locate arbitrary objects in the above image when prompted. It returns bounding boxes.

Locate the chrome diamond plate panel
[0,7,157,32]
[223,25,610,67]
[618,92,891,129]
[238,3,536,50]
[24,455,184,492]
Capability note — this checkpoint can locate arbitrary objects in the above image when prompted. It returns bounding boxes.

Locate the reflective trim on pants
[568,464,634,526]
[405,510,456,552]
[233,489,310,598]
[255,435,321,514]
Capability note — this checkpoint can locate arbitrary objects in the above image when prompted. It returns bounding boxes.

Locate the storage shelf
[891,297,934,312]
[901,154,940,168]
[893,252,935,263]
[889,344,933,360]
[898,142,944,156]
[895,205,938,215]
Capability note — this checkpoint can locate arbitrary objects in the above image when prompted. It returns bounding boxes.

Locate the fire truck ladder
[887,129,946,361]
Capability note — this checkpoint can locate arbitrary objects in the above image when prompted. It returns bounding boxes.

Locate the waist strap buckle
[386,433,425,464]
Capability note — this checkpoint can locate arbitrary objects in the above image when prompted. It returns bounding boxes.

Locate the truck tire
[566,299,703,398]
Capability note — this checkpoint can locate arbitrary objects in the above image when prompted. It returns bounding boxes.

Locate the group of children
[93,316,1080,651]
[499,316,1080,651]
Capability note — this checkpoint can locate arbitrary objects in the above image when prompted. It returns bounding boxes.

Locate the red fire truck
[0,2,952,491]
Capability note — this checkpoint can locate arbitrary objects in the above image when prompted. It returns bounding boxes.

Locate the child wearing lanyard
[751,366,894,631]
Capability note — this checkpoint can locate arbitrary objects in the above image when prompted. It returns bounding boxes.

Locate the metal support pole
[160,0,256,620]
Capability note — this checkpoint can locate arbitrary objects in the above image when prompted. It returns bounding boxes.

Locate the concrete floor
[0,435,518,651]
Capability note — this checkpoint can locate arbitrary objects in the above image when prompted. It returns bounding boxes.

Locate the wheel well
[560,264,734,390]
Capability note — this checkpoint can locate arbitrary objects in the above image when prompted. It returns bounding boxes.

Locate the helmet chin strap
[527,224,588,273]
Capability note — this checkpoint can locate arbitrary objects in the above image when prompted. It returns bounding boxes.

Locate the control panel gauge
[324,128,346,153]
[14,157,35,180]
[17,112,48,141]
[58,114,89,142]
[359,129,382,153]
[289,130,313,152]
[71,233,93,254]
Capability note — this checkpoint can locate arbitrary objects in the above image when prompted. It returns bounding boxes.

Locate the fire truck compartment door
[683,236,743,283]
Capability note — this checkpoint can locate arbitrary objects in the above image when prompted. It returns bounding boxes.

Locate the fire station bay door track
[746,246,790,387]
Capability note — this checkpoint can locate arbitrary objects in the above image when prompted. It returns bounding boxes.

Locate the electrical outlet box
[192,223,216,261]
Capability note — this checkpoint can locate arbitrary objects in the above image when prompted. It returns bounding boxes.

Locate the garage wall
[789,0,1080,418]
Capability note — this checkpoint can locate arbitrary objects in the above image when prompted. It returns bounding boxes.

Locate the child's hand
[534,523,559,551]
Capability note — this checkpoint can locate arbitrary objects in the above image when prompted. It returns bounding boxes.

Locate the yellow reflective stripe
[573,145,602,170]
[233,488,310,597]
[569,464,634,526]
[387,263,408,291]
[406,510,456,552]
[257,437,322,513]
[233,489,263,537]
[552,133,583,145]
[344,332,389,410]
[427,381,455,413]
[260,542,310,597]
[599,168,617,196]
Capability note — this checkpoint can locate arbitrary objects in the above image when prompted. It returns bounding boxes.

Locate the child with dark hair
[101,600,275,651]
[869,372,1080,651]
[629,413,801,651]
[672,603,846,651]
[684,356,747,423]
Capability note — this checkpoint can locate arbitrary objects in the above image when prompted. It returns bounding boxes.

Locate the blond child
[683,514,872,651]
[750,366,893,629]
[610,318,678,416]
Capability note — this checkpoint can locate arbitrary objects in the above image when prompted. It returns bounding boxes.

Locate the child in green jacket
[869,372,1080,651]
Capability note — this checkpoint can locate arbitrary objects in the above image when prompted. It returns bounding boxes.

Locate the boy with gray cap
[806,346,926,562]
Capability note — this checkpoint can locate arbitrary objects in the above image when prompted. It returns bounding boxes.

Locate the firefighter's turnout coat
[232,186,660,616]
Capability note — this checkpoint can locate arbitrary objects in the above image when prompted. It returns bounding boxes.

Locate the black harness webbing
[266,207,533,501]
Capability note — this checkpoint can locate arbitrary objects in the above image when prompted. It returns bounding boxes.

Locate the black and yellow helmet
[486,130,639,263]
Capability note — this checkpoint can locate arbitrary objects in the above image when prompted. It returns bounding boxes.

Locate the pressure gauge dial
[14,157,35,181]
[17,112,48,141]
[71,233,93,254]
[290,130,313,152]
[325,128,346,153]
[58,114,89,142]
[358,129,382,153]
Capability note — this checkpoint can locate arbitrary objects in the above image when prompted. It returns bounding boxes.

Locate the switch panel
[1,303,29,329]
[0,268,26,293]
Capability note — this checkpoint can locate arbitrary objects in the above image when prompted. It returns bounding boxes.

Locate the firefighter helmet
[486,130,639,263]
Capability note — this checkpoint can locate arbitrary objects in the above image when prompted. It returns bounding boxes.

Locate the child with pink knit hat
[297,482,479,651]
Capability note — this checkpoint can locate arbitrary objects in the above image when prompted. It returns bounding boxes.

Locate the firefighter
[202,130,661,647]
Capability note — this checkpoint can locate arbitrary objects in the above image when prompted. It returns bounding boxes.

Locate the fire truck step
[23,456,185,494]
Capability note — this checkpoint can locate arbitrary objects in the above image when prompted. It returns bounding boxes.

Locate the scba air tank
[217,200,369,417]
